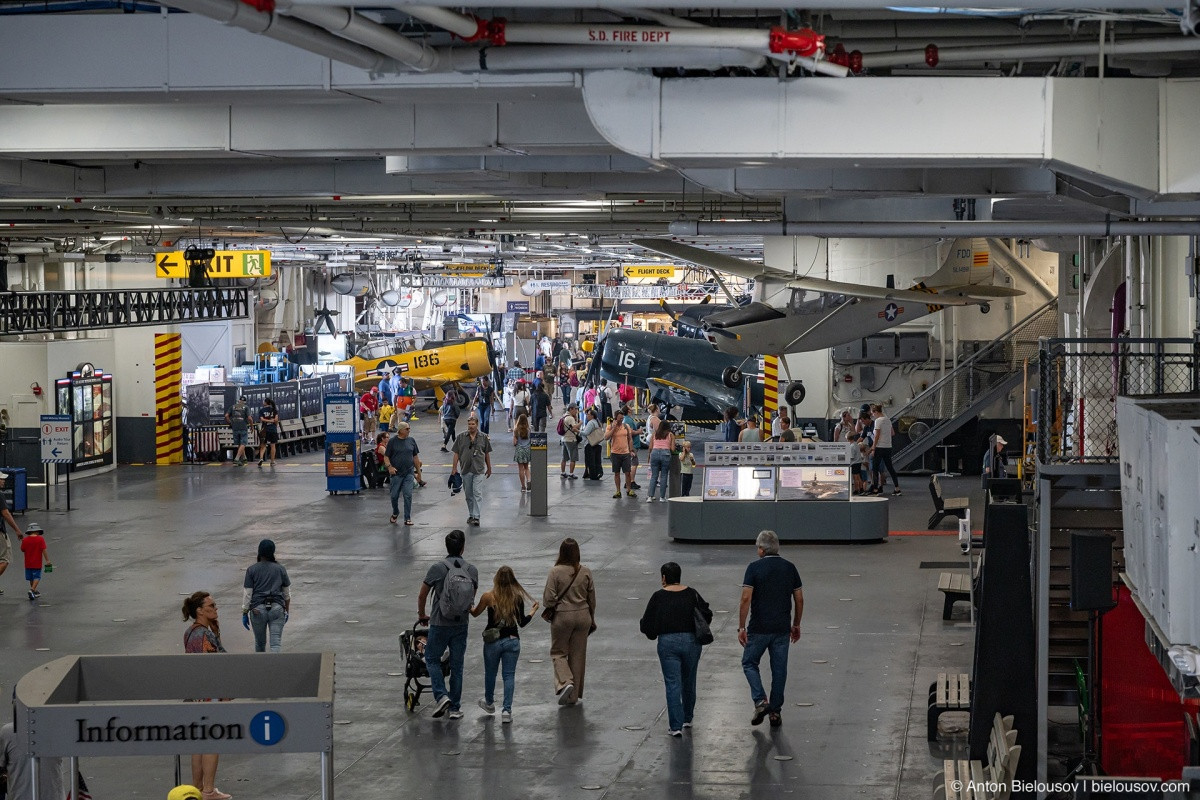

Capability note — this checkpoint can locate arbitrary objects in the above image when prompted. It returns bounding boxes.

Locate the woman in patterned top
[182,591,231,800]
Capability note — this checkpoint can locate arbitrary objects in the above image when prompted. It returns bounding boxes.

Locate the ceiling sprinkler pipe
[667,220,1200,237]
[167,0,386,69]
[404,4,481,38]
[276,0,438,69]
[500,22,819,54]
[862,34,1200,68]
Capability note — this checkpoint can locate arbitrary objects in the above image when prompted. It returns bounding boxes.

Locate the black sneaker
[769,711,782,727]
[631,482,642,490]
[431,696,451,718]
[751,701,770,726]
[891,488,902,496]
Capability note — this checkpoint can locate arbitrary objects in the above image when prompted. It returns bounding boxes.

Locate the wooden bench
[938,572,973,621]
[927,672,971,741]
[928,474,970,529]
[933,713,1021,800]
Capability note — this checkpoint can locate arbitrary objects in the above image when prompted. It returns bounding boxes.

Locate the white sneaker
[431,696,451,718]
[501,711,512,724]
[647,496,656,503]
[447,710,464,720]
[478,699,496,714]
[556,683,575,705]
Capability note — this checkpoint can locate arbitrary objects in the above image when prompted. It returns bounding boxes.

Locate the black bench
[928,474,970,529]
[933,712,1020,800]
[937,572,973,621]
[927,671,971,741]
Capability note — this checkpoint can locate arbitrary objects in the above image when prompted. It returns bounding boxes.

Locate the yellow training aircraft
[338,336,495,405]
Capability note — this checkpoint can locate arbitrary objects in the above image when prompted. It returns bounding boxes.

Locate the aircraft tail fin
[921,238,991,288]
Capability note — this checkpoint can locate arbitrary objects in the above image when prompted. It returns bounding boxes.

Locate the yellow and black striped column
[154,333,184,464]
[763,355,779,423]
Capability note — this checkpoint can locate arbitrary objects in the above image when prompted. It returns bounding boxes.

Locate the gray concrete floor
[0,416,986,800]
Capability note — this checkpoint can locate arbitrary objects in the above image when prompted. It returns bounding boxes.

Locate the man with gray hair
[737,530,804,728]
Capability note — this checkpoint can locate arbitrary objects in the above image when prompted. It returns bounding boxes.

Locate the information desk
[666,495,889,543]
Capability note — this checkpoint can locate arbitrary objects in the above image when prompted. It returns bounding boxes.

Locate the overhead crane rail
[0,287,250,335]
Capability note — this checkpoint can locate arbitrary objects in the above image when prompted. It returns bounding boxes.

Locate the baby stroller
[399,619,451,712]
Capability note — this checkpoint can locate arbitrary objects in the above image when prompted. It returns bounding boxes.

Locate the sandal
[389,515,398,524]
[404,519,414,526]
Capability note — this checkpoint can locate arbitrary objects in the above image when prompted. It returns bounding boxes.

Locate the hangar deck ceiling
[2,0,1200,265]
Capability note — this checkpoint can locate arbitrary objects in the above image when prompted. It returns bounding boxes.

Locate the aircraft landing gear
[783,381,806,406]
[721,366,744,389]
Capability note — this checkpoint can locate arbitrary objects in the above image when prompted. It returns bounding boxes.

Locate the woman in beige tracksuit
[543,537,597,706]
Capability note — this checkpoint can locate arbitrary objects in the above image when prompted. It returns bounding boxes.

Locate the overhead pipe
[443,45,766,71]
[274,0,439,71]
[162,0,388,70]
[304,0,1178,9]
[863,34,1200,68]
[668,220,1200,237]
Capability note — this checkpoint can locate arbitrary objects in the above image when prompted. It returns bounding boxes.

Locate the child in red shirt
[20,522,51,601]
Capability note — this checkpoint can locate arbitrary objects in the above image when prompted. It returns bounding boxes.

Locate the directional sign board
[624,265,676,279]
[40,415,72,464]
[155,250,271,279]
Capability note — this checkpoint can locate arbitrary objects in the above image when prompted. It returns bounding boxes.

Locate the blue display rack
[323,393,360,495]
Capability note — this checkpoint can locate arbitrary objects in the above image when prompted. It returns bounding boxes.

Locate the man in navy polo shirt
[737,529,804,728]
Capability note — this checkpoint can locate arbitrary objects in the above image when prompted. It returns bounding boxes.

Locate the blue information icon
[249,711,287,746]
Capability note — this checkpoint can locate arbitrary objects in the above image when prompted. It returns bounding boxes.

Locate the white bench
[933,713,1021,800]
[927,671,971,741]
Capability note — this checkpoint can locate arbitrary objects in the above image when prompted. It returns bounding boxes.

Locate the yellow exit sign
[624,265,675,279]
[155,250,272,279]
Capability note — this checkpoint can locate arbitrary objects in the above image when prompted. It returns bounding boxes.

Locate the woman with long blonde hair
[471,566,538,723]
[513,413,532,492]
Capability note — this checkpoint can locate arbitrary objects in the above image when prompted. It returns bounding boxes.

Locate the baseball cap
[393,420,410,431]
[568,402,579,409]
[994,435,1007,446]
[168,786,203,800]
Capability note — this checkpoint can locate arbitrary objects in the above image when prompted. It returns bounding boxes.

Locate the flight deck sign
[155,250,272,279]
[624,265,676,279]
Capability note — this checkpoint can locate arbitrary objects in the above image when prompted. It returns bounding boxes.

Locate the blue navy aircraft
[587,327,770,426]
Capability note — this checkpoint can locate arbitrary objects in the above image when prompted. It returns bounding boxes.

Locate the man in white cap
[982,433,1008,487]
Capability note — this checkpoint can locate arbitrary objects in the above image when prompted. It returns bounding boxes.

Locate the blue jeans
[648,449,672,499]
[477,404,492,435]
[742,632,790,711]
[657,632,702,731]
[483,636,521,712]
[462,471,484,519]
[390,472,415,520]
[250,603,287,653]
[424,623,468,710]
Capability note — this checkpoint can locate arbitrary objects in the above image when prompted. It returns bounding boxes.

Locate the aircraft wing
[635,238,988,305]
[934,284,1025,299]
[632,239,791,281]
[647,373,737,414]
[784,275,978,306]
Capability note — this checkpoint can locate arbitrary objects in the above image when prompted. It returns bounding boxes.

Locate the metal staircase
[891,298,1059,470]
[1034,463,1124,778]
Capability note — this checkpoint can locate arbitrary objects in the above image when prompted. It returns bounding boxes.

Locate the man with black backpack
[417,529,479,720]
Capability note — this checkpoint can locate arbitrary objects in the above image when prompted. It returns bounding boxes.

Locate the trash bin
[1,467,28,513]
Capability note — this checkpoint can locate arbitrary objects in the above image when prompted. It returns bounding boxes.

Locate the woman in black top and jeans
[471,566,539,723]
[639,562,713,736]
